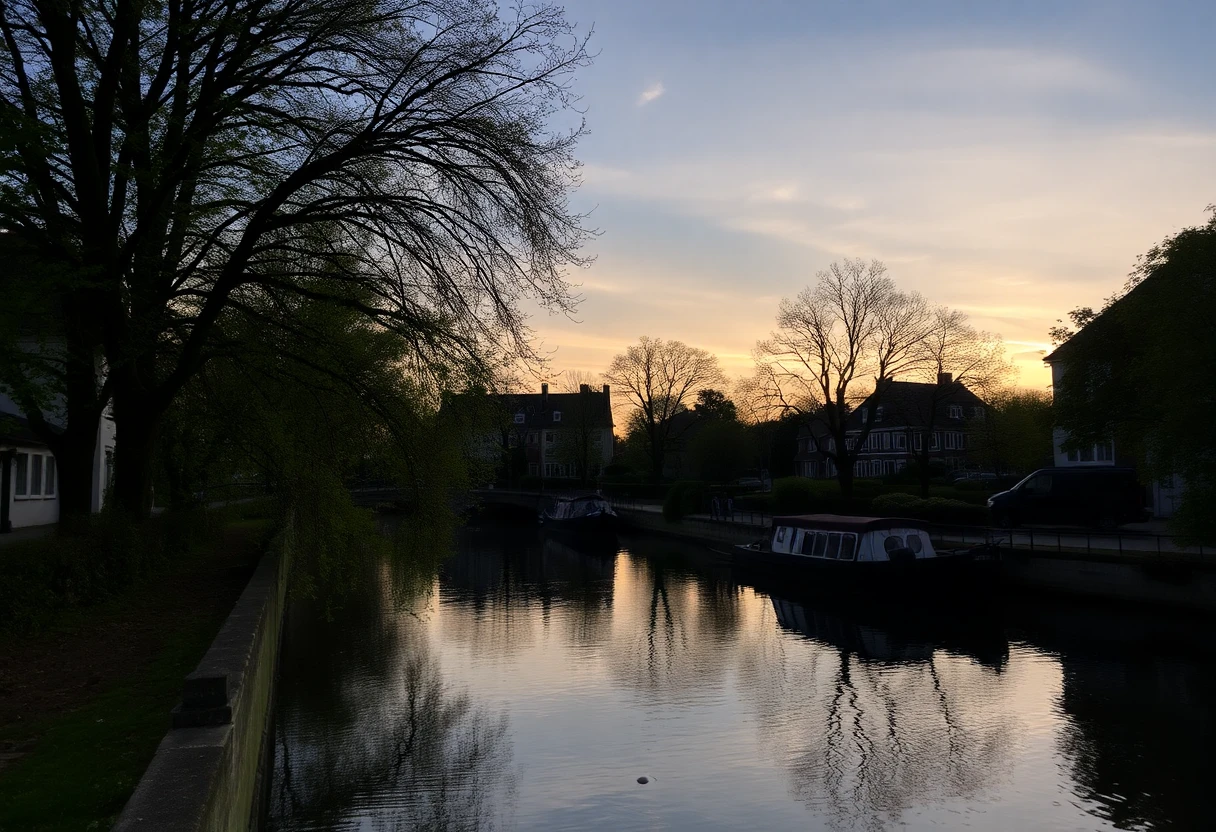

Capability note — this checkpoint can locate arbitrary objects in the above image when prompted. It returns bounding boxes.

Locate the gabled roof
[492,388,613,431]
[846,380,984,432]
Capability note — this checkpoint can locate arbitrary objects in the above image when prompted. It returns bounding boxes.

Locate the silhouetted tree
[0,0,592,523]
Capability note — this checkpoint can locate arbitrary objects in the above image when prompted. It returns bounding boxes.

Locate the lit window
[14,453,28,496]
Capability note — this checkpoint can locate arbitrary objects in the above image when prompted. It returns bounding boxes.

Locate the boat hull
[731,545,999,593]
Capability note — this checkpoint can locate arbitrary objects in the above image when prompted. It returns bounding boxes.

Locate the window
[839,534,857,561]
[945,432,956,450]
[812,533,827,558]
[881,432,890,450]
[552,411,562,422]
[775,527,788,545]
[972,407,985,421]
[514,412,525,424]
[824,533,842,560]
[861,407,869,424]
[828,438,836,452]
[884,535,905,554]
[800,531,816,555]
[528,463,539,475]
[948,405,963,419]
[14,453,28,497]
[1096,442,1114,462]
[895,434,906,450]
[875,406,884,423]
[546,431,555,443]
[908,534,923,554]
[930,433,940,450]
[30,455,42,496]
[914,433,923,451]
[1024,474,1052,495]
[44,456,56,496]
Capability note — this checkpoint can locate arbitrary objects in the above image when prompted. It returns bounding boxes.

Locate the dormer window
[514,412,525,424]
[948,405,963,419]
[972,406,985,420]
[861,407,869,424]
[875,406,884,423]
[552,411,562,422]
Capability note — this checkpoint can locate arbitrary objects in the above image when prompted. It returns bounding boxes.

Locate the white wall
[6,448,60,528]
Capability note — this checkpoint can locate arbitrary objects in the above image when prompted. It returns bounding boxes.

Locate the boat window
[812,533,827,558]
[839,534,856,561]
[800,531,816,555]
[824,533,842,559]
[775,527,787,544]
[908,534,923,554]
[883,535,905,554]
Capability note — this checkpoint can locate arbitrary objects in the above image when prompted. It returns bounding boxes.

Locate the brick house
[479,383,614,483]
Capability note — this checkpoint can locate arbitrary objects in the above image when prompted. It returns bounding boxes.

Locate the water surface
[268,526,1213,831]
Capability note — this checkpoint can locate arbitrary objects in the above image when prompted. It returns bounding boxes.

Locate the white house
[1,391,115,531]
[1044,338,1181,519]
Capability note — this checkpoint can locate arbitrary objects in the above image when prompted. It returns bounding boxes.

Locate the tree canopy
[1051,211,1216,542]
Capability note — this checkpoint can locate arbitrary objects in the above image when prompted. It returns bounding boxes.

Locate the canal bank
[613,505,1216,612]
[113,519,293,832]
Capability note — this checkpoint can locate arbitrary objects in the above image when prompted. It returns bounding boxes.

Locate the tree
[752,259,923,499]
[1052,211,1216,542]
[0,0,592,524]
[693,389,738,422]
[685,420,752,483]
[968,389,1054,476]
[605,337,724,481]
[889,308,1011,495]
[551,382,610,485]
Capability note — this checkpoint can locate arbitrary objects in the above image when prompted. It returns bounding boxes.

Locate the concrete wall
[114,521,292,832]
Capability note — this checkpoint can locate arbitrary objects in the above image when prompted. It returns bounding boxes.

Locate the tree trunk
[111,393,161,521]
[55,427,100,533]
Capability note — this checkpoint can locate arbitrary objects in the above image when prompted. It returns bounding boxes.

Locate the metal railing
[606,495,1210,560]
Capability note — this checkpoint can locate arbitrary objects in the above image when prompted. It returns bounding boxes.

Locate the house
[477,383,614,483]
[1,393,115,531]
[794,376,987,479]
[1044,309,1180,518]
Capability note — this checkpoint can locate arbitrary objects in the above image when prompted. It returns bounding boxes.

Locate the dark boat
[730,513,998,591]
[540,494,619,533]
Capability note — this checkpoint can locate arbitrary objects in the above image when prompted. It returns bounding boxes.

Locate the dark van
[987,467,1147,529]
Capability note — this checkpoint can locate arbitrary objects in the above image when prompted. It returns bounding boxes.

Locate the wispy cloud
[637,81,665,106]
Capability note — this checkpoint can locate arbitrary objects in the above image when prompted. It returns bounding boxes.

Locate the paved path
[0,523,55,549]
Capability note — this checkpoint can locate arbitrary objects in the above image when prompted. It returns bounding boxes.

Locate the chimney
[541,382,549,408]
[937,372,953,385]
[579,383,590,393]
[602,383,610,397]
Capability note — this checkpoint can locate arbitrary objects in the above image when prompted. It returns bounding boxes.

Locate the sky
[524,0,1216,391]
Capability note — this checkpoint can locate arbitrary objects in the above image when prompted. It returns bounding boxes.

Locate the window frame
[13,452,29,498]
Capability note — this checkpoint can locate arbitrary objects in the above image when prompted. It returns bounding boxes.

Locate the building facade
[794,378,987,479]
[1,392,115,531]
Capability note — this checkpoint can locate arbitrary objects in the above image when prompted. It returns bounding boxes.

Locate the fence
[607,496,1210,560]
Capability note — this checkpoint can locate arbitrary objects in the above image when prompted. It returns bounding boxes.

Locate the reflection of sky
[426,551,1117,831]
[527,0,1216,389]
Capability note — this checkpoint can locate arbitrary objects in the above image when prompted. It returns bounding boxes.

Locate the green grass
[0,515,273,832]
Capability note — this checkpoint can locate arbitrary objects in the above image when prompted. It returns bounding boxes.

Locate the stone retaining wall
[114,521,293,832]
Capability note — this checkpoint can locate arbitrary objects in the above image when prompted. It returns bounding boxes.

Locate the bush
[870,493,988,525]
[663,480,708,522]
[768,477,879,515]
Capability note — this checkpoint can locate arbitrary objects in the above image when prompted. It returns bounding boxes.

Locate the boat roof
[557,494,606,503]
[772,514,928,533]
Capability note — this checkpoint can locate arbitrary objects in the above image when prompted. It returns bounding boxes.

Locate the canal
[267,524,1213,831]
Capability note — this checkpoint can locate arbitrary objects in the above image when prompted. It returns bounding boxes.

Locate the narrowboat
[540,494,619,532]
[731,514,997,589]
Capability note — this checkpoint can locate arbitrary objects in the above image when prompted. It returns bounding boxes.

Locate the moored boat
[540,494,619,532]
[731,513,997,590]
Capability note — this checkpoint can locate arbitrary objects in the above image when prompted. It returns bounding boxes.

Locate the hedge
[662,480,709,522]
[870,493,989,525]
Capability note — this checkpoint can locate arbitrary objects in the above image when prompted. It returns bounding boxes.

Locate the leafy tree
[0,0,591,524]
[693,389,738,422]
[1051,211,1216,542]
[605,337,725,481]
[967,389,1054,476]
[685,420,752,483]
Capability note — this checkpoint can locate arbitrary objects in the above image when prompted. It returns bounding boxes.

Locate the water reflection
[268,525,1214,831]
[270,558,516,830]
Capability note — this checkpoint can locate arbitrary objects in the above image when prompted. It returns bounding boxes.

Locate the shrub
[663,480,708,522]
[870,493,988,525]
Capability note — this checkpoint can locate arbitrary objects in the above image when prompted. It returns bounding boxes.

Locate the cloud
[637,81,665,106]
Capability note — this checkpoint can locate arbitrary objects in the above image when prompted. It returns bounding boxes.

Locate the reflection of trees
[742,594,1016,830]
[1023,602,1216,831]
[269,559,516,831]
[436,528,618,656]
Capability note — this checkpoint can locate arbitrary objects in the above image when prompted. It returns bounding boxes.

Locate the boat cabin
[768,515,937,562]
[546,494,615,521]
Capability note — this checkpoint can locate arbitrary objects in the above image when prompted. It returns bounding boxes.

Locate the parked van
[986,467,1147,529]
